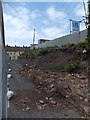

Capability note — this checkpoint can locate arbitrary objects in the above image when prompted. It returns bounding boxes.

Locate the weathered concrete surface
[34,30,87,49]
[0,0,7,119]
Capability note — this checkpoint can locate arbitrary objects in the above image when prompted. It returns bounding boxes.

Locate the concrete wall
[0,1,7,119]
[0,27,3,120]
[34,30,87,49]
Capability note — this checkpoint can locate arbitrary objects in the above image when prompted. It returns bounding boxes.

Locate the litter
[7,74,12,79]
[26,64,28,66]
[7,90,14,100]
[8,69,12,72]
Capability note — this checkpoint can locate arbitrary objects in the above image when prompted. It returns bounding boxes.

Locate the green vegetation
[67,43,74,48]
[67,39,90,49]
[51,60,80,73]
[64,60,80,73]
[19,46,59,59]
[19,52,28,59]
[36,48,49,56]
[76,40,90,48]
[86,37,90,44]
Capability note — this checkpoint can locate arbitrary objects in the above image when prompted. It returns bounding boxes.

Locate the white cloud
[3,4,41,46]
[42,19,49,25]
[3,3,70,46]
[41,25,67,39]
[46,6,67,21]
[74,2,88,17]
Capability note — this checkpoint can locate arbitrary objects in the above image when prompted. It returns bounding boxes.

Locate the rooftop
[5,45,26,52]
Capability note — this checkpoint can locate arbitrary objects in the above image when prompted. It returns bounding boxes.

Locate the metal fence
[0,0,7,119]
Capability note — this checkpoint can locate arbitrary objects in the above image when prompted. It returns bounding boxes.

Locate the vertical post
[87,0,90,40]
[0,0,7,119]
[33,28,35,49]
[70,19,72,34]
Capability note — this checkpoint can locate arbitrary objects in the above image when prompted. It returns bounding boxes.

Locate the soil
[8,45,89,118]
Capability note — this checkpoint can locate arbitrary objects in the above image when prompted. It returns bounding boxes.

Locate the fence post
[0,0,7,119]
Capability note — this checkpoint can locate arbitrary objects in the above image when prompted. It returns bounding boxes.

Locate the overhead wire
[47,1,81,37]
[82,0,88,28]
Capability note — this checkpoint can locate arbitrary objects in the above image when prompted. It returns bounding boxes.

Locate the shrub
[73,60,80,68]
[38,49,48,56]
[35,48,48,56]
[67,43,74,48]
[86,37,90,44]
[77,40,89,48]
[64,64,74,73]
[35,46,59,56]
[64,60,80,73]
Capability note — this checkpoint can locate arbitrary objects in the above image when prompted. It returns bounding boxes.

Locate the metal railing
[0,0,7,119]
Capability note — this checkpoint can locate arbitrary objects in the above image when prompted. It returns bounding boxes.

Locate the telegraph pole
[87,0,90,42]
[33,28,35,49]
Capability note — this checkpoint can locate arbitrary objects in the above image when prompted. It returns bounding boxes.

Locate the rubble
[39,100,44,104]
[26,106,30,110]
[19,58,88,116]
[50,100,56,105]
[82,50,87,53]
[37,105,44,110]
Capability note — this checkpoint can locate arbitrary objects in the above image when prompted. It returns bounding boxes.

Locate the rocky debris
[80,61,88,72]
[25,64,28,66]
[82,50,87,53]
[37,105,44,110]
[39,100,44,104]
[19,64,88,115]
[25,106,30,110]
[64,113,68,116]
[49,99,57,105]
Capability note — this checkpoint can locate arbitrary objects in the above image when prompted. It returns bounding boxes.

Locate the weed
[76,40,89,48]
[64,60,80,73]
[67,43,74,48]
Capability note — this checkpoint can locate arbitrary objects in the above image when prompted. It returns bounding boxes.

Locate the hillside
[18,41,89,117]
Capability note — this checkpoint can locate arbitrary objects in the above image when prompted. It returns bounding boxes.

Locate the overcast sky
[3,1,88,46]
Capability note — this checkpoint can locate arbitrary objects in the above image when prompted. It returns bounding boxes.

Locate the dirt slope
[18,44,89,118]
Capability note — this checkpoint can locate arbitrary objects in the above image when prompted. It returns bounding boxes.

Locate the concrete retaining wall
[34,30,87,49]
[0,1,7,119]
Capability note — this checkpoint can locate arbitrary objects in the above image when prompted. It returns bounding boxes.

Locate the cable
[47,1,80,37]
[82,0,88,28]
[83,0,87,17]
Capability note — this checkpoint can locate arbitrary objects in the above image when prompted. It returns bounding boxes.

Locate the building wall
[7,51,23,60]
[34,30,87,49]
[0,1,7,119]
[38,39,50,44]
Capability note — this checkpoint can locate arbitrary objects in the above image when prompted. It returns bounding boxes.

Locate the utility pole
[33,28,35,49]
[87,0,90,41]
